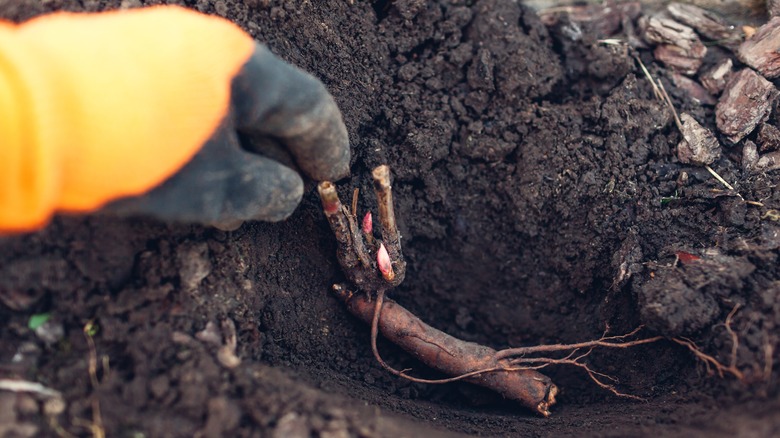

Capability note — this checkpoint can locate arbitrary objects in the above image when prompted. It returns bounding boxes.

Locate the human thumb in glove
[0,5,350,233]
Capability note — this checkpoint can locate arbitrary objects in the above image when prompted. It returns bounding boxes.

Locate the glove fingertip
[249,168,303,222]
[295,99,352,182]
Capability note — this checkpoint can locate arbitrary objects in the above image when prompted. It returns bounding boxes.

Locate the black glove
[106,44,350,230]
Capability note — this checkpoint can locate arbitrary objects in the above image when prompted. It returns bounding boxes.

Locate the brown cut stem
[371,166,406,285]
[351,188,359,218]
[318,182,371,269]
[371,166,400,248]
[317,182,349,245]
[635,55,663,101]
[318,168,405,291]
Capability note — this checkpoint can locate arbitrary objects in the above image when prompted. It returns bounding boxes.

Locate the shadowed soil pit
[1,1,779,436]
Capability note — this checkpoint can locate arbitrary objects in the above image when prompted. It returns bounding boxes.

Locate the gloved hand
[0,5,350,233]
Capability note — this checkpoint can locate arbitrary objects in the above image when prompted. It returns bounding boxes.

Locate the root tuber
[319,165,745,417]
[332,285,558,416]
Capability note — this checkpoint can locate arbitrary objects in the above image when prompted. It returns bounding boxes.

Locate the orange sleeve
[0,6,254,232]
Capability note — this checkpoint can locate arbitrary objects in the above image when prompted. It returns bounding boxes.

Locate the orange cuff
[0,6,254,232]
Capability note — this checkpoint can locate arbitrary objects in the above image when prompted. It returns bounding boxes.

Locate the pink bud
[377,243,395,281]
[362,211,373,235]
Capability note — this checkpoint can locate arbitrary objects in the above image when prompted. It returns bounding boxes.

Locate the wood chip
[756,150,780,172]
[757,123,780,152]
[671,72,716,105]
[677,113,721,165]
[653,44,707,75]
[642,16,702,50]
[642,16,707,75]
[769,0,780,18]
[743,140,759,171]
[737,17,780,79]
[716,68,778,144]
[538,1,641,38]
[666,3,742,49]
[699,58,733,95]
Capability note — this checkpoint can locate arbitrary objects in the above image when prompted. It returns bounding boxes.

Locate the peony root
[332,284,559,416]
[318,165,557,415]
[319,165,745,417]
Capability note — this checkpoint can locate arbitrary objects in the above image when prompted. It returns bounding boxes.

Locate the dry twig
[0,379,63,398]
[763,341,774,383]
[74,321,105,438]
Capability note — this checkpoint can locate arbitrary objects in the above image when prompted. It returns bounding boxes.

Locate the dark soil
[2,0,780,436]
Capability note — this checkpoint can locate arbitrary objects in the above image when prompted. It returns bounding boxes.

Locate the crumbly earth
[1,0,779,436]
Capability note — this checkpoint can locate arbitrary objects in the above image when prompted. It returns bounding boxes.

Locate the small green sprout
[660,190,680,205]
[84,320,99,337]
[28,313,51,330]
